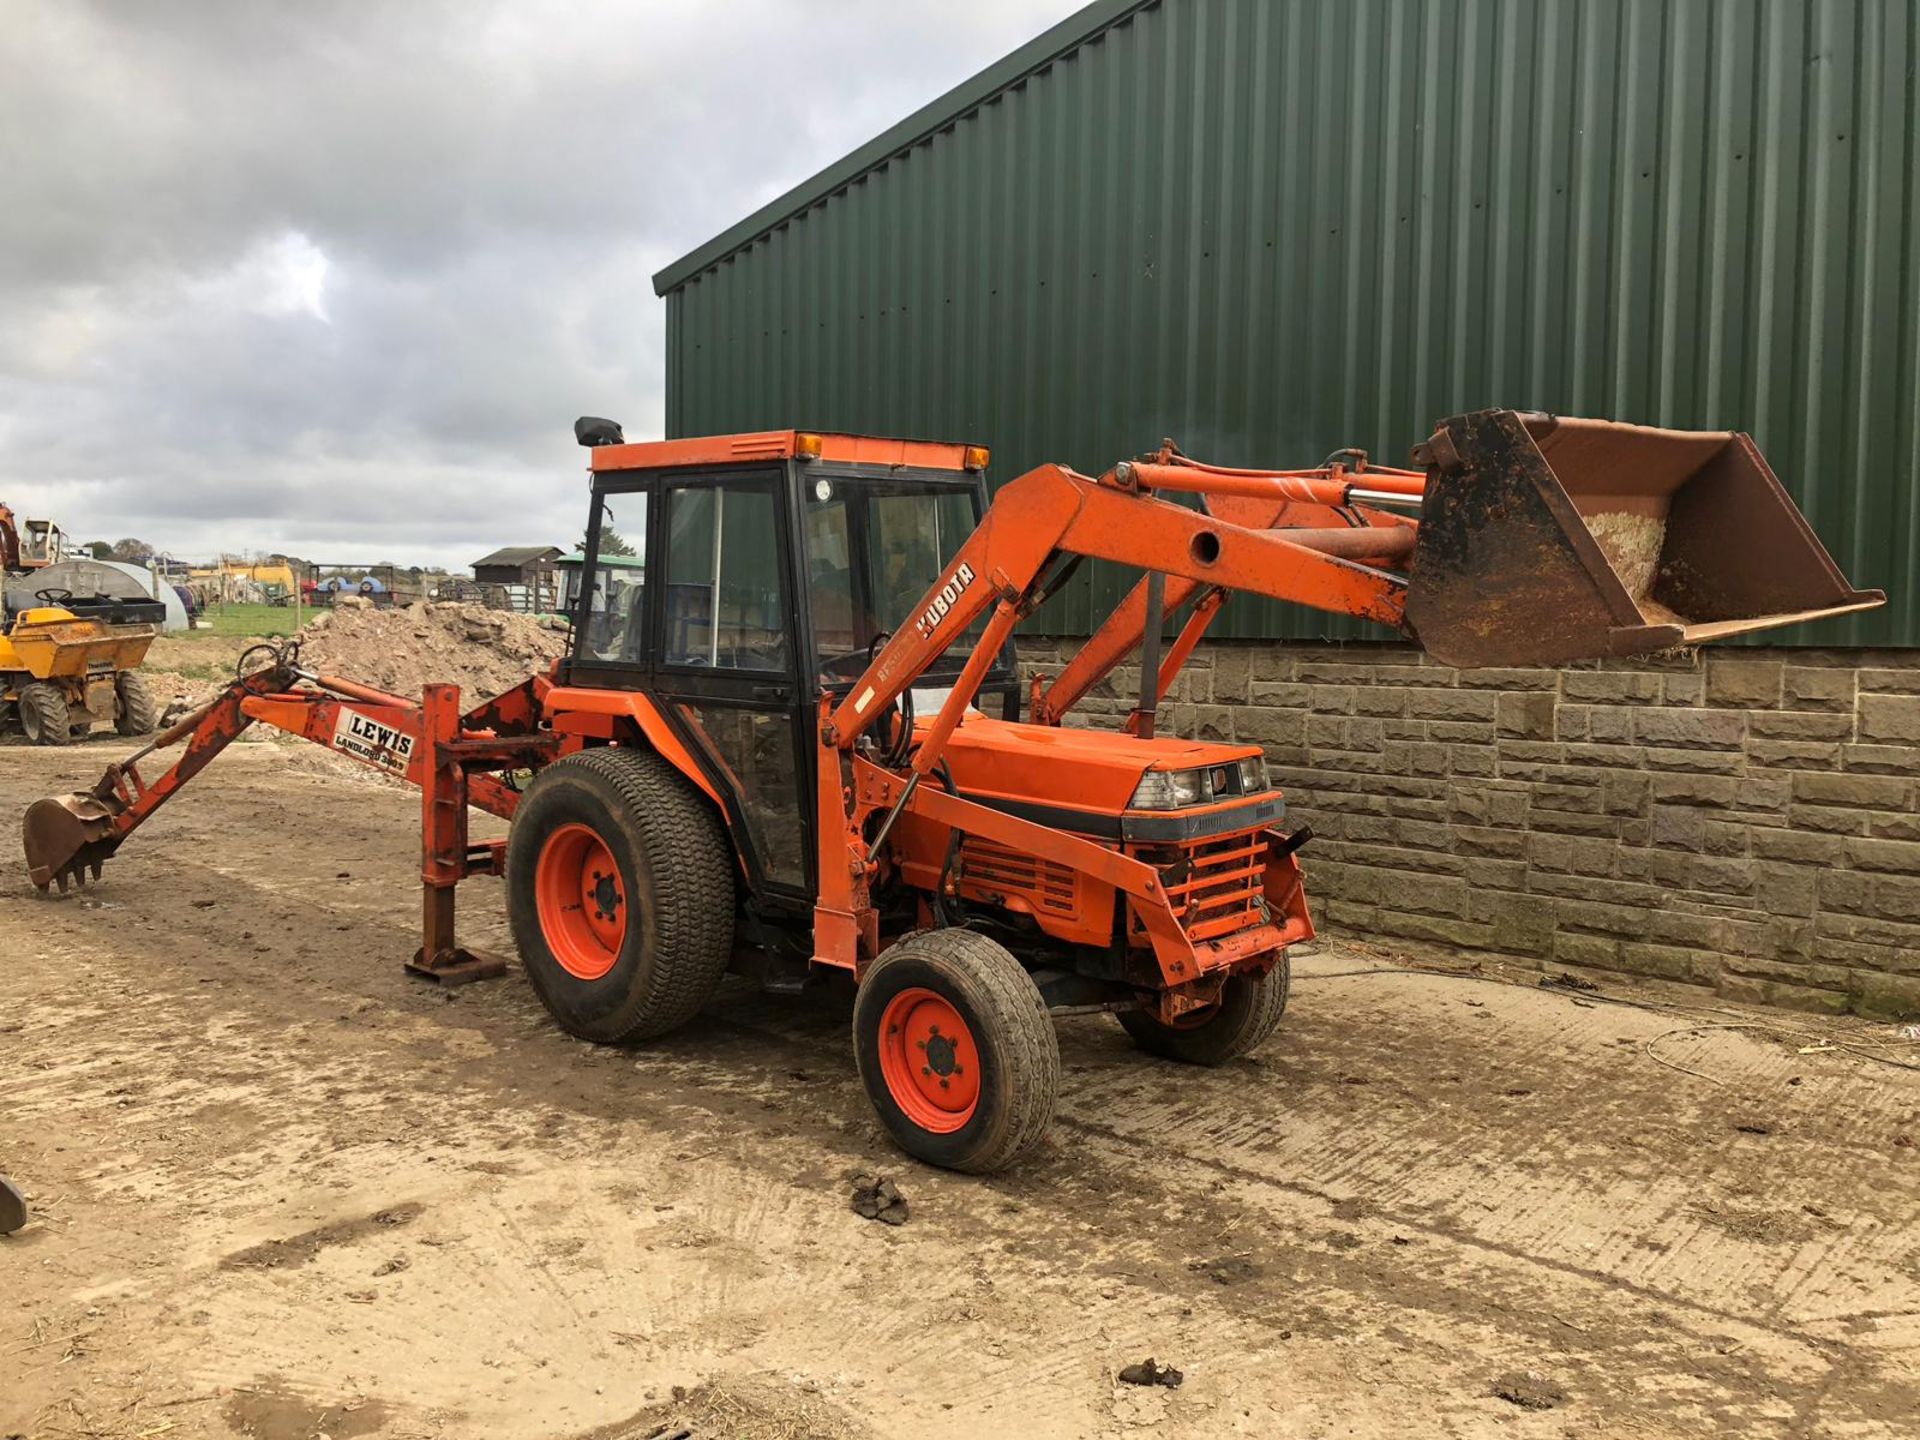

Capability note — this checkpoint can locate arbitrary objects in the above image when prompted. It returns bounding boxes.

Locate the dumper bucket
[1404,409,1884,668]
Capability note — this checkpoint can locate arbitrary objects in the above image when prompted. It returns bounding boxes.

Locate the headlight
[1131,757,1270,810]
[1130,767,1209,809]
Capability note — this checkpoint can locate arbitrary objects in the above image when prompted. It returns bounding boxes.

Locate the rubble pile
[299,598,570,701]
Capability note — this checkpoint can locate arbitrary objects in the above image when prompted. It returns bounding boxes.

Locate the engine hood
[932,714,1283,842]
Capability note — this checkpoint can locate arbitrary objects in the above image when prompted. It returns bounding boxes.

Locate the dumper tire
[506,746,734,1044]
[853,929,1059,1174]
[1119,958,1291,1066]
[17,683,71,747]
[113,672,158,736]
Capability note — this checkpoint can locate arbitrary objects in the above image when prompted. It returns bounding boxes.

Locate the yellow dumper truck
[1,583,161,745]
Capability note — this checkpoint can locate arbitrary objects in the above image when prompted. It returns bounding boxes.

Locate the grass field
[191,601,307,636]
[143,602,315,681]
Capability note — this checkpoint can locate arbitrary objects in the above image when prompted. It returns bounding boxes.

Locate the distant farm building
[472,545,564,613]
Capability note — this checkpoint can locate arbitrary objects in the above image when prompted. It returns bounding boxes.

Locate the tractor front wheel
[1119,958,1291,1066]
[506,747,735,1043]
[853,929,1059,1173]
[17,683,71,747]
[114,672,158,736]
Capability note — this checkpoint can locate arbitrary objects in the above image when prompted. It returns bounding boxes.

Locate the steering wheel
[819,651,875,680]
[35,587,73,606]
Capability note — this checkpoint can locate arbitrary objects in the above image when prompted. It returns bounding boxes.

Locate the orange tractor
[23,410,1881,1171]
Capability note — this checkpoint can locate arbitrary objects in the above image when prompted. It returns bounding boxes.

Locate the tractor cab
[561,427,1020,907]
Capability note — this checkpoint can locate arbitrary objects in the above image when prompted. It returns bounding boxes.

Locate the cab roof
[588,431,981,474]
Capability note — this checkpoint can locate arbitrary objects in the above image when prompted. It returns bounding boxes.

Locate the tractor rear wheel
[853,929,1059,1173]
[17,683,71,747]
[114,672,158,736]
[1119,958,1291,1066]
[506,747,735,1043]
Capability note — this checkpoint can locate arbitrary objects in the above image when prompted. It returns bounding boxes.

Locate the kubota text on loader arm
[22,409,1884,1173]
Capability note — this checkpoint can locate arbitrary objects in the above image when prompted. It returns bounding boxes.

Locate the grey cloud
[0,0,1074,567]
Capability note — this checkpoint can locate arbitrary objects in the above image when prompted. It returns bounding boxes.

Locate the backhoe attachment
[24,642,567,983]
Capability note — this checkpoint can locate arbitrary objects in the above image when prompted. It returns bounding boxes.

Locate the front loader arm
[811,455,1424,973]
[826,461,1416,751]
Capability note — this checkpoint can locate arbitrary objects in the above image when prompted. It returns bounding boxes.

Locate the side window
[579,493,649,664]
[869,488,986,648]
[663,484,788,671]
[804,494,858,677]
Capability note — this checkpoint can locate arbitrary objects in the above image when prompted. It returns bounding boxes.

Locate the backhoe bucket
[1404,409,1884,668]
[23,791,122,892]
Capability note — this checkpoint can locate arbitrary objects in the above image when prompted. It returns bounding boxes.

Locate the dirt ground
[3,739,1919,1439]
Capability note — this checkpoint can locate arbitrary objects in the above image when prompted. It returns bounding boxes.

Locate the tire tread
[511,746,735,1041]
[1119,958,1291,1066]
[857,929,1059,1173]
[115,672,158,736]
[18,682,71,746]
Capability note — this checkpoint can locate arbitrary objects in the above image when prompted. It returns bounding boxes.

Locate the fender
[541,685,724,809]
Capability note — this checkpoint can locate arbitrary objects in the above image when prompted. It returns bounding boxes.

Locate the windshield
[804,478,991,682]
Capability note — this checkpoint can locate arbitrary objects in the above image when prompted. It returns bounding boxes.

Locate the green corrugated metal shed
[656,0,1919,646]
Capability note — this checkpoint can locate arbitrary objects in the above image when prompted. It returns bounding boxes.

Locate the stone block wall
[1017,639,1920,1017]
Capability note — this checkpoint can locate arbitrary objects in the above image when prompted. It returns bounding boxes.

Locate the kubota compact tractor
[23,410,1882,1171]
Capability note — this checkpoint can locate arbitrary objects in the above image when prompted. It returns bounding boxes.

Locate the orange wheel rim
[535,823,626,980]
[877,987,980,1133]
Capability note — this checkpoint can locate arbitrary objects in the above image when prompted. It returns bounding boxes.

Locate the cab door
[648,470,812,900]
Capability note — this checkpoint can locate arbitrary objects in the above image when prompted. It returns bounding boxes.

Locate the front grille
[959,836,1078,916]
[1160,832,1266,941]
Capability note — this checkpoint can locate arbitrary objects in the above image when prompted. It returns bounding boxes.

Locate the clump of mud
[588,1376,874,1440]
[1491,1369,1566,1410]
[300,599,569,702]
[849,1173,910,1226]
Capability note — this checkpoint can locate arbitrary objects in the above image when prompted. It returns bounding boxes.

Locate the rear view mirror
[575,416,625,448]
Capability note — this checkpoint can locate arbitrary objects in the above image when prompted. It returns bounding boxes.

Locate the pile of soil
[300,599,569,701]
[1585,510,1665,600]
[1584,509,1689,628]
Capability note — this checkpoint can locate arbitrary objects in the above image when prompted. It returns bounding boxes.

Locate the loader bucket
[23,790,121,892]
[1404,409,1884,668]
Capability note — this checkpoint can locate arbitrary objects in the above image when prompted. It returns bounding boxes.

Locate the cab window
[662,483,788,671]
[578,494,648,665]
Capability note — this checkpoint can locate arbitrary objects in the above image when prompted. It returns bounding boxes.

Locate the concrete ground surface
[2,739,1918,1439]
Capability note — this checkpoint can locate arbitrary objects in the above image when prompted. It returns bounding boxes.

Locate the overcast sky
[0,0,1076,569]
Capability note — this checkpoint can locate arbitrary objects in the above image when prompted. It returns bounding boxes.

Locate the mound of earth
[300,599,569,701]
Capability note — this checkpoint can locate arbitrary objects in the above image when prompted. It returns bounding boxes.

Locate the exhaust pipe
[1404,409,1884,669]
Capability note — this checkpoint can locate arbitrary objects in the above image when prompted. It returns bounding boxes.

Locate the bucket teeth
[40,859,100,894]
